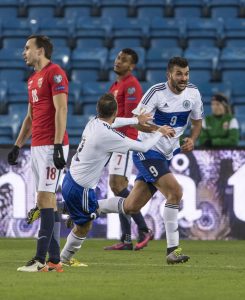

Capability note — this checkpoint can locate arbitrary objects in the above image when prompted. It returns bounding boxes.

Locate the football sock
[35,208,54,264]
[98,197,126,214]
[60,231,86,262]
[132,213,149,232]
[163,203,179,255]
[48,211,61,264]
[118,189,132,243]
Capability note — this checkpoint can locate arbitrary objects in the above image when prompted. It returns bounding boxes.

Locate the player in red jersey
[104,49,153,251]
[7,35,69,272]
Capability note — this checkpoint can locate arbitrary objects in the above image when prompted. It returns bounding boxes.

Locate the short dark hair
[27,35,53,59]
[212,93,231,114]
[121,48,138,65]
[167,57,189,72]
[97,93,118,118]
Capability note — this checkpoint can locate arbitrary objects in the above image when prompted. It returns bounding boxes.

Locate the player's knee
[123,201,140,214]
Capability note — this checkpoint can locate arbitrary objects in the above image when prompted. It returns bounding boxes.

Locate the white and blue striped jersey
[132,82,203,160]
[70,117,162,188]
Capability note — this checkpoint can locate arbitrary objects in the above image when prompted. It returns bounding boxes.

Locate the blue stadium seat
[184,46,220,84]
[171,0,203,18]
[0,48,26,69]
[198,81,232,103]
[6,104,27,138]
[62,0,99,19]
[0,6,18,20]
[52,47,71,71]
[82,103,97,116]
[100,0,130,18]
[208,0,242,18]
[133,0,166,18]
[224,18,245,47]
[233,105,245,140]
[0,81,8,102]
[145,70,165,83]
[0,69,26,82]
[186,18,224,48]
[230,81,245,104]
[67,114,91,141]
[71,47,108,69]
[0,121,13,144]
[68,81,82,105]
[71,69,100,83]
[140,81,155,93]
[150,17,186,48]
[146,47,183,69]
[75,17,112,49]
[203,103,212,116]
[110,18,150,49]
[7,81,28,104]
[82,81,111,103]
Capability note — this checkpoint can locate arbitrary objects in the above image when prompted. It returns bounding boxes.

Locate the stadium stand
[0,0,245,145]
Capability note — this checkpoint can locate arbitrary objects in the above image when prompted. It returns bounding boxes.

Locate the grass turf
[0,239,245,300]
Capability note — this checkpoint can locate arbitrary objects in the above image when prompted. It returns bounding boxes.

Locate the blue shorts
[133,149,172,184]
[62,171,98,226]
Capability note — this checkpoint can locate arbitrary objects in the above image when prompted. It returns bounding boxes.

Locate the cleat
[134,229,154,251]
[61,258,88,267]
[26,205,40,224]
[166,248,190,264]
[104,242,133,250]
[17,259,48,272]
[47,261,64,272]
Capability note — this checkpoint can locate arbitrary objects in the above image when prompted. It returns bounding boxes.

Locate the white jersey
[70,117,162,188]
[133,82,203,160]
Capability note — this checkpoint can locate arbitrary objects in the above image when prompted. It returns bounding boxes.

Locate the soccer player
[99,57,203,264]
[60,93,175,265]
[7,35,69,272]
[105,48,153,251]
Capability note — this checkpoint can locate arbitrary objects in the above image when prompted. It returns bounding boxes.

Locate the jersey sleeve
[190,89,204,120]
[132,85,158,116]
[47,64,69,96]
[123,78,143,117]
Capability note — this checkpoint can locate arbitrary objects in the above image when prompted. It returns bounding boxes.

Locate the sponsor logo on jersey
[37,77,43,88]
[183,100,191,109]
[127,87,136,95]
[53,74,63,83]
[55,86,65,91]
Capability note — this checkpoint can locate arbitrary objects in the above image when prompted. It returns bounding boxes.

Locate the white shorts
[108,151,133,179]
[31,145,69,193]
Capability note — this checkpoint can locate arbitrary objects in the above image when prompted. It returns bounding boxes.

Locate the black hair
[167,57,189,72]
[27,35,53,59]
[97,93,118,118]
[212,93,231,114]
[121,48,138,65]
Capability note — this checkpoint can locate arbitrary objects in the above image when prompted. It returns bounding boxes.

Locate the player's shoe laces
[61,258,88,267]
[17,259,48,272]
[104,242,133,250]
[134,229,154,251]
[166,248,190,264]
[26,205,40,224]
[47,261,64,272]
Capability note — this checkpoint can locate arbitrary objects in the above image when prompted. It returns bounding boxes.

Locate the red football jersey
[109,74,142,139]
[28,62,69,146]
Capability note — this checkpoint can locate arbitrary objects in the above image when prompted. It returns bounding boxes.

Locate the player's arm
[111,112,153,129]
[15,103,32,147]
[181,119,202,152]
[53,93,68,144]
[8,103,32,165]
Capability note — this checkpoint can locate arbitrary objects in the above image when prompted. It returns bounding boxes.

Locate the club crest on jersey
[28,80,33,89]
[53,74,63,84]
[37,77,43,88]
[183,100,191,109]
[127,87,136,95]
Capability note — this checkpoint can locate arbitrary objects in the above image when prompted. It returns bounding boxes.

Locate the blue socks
[48,211,61,264]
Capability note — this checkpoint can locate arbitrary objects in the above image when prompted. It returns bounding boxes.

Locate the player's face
[22,38,41,67]
[168,65,189,94]
[113,51,134,76]
[211,100,225,116]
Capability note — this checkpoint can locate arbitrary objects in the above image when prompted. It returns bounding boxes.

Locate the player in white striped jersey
[60,93,175,265]
[99,57,203,264]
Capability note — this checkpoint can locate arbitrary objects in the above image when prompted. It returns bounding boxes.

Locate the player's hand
[137,112,154,127]
[181,137,195,152]
[7,145,20,165]
[53,144,66,169]
[158,125,175,137]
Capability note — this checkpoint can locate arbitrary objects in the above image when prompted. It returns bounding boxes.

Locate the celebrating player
[60,93,175,265]
[99,57,203,264]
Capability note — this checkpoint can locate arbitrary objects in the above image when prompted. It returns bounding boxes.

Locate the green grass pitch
[0,239,245,300]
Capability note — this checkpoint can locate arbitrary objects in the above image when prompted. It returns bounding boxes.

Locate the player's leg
[106,152,150,250]
[153,173,190,264]
[60,171,97,267]
[17,146,57,272]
